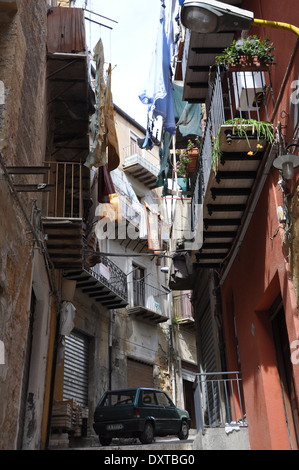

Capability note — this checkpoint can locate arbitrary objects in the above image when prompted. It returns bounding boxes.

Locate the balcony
[42,7,94,270]
[122,144,160,189]
[189,65,275,269]
[127,281,169,324]
[63,254,128,310]
[173,291,195,327]
[41,161,89,269]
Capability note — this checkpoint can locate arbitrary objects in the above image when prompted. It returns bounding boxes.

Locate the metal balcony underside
[182,1,243,102]
[42,217,83,269]
[123,154,159,190]
[127,306,169,324]
[195,147,267,269]
[64,266,128,310]
[183,31,235,103]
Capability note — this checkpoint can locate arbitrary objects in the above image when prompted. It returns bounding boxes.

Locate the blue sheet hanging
[139,2,176,135]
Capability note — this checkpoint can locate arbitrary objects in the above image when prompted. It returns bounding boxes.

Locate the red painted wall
[221,0,299,450]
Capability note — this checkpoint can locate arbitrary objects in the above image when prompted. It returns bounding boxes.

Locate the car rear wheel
[99,436,112,446]
[139,421,154,444]
[178,420,189,440]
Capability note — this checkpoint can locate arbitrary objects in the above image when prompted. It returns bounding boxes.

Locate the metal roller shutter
[127,358,154,388]
[63,330,89,406]
[198,287,217,374]
[198,289,219,425]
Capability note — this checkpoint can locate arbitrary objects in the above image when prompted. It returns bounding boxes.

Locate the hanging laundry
[85,41,120,171]
[85,39,107,169]
[139,1,176,135]
[105,63,120,171]
[97,163,116,203]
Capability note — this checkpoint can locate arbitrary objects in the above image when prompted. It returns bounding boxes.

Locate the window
[101,391,136,407]
[155,391,173,407]
[130,132,142,157]
[132,264,145,306]
[141,391,156,405]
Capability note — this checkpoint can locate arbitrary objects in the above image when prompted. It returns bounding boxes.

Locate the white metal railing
[123,144,160,177]
[129,280,167,316]
[45,161,83,218]
[193,371,247,433]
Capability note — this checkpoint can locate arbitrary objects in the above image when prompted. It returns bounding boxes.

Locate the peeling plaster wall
[22,251,53,450]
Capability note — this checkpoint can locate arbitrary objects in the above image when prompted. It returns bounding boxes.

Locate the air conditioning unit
[232,71,265,111]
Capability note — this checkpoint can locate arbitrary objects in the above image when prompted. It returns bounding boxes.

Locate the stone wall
[0,0,48,449]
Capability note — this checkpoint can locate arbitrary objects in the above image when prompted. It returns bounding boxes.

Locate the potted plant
[174,150,191,182]
[212,118,275,172]
[215,35,275,70]
[187,136,200,171]
[174,136,200,181]
[174,136,200,180]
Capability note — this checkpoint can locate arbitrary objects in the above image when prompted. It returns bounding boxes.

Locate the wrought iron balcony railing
[64,248,128,310]
[84,254,128,303]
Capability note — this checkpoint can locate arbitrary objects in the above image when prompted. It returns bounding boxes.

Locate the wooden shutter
[127,358,154,388]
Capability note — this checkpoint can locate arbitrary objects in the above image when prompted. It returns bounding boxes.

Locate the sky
[73,0,163,128]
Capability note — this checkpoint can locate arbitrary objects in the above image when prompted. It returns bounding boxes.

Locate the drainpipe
[45,307,61,449]
[108,310,114,390]
[169,324,176,403]
[270,36,299,124]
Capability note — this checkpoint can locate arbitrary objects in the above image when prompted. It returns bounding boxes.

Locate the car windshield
[100,390,136,407]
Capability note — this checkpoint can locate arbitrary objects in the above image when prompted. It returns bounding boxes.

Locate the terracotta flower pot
[187,149,198,172]
[228,56,270,72]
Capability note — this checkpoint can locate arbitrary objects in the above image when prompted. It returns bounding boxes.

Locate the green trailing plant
[215,35,275,66]
[212,118,275,172]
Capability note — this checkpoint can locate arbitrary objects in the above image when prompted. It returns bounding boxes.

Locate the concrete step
[66,431,196,451]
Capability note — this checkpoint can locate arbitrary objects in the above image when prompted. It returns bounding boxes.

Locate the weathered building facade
[0,0,53,450]
[0,0,198,449]
[168,0,299,451]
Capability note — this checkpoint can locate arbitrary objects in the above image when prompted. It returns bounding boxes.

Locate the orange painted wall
[221,0,299,450]
[222,170,299,449]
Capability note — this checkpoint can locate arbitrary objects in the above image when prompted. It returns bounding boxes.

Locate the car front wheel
[139,421,154,444]
[178,420,189,440]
